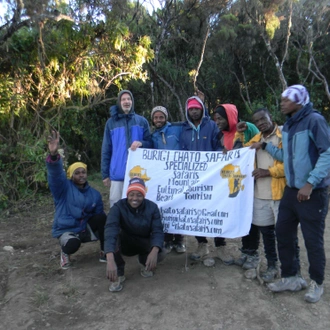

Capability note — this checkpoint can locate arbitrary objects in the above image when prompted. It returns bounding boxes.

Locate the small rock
[3,246,14,253]
[244,268,257,279]
[203,258,215,267]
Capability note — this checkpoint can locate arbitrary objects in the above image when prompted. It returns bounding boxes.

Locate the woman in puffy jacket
[46,131,106,270]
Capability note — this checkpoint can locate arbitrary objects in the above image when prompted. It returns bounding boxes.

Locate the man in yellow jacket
[234,107,286,282]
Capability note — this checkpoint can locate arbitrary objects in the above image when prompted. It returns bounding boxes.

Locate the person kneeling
[104,177,166,292]
[46,131,107,270]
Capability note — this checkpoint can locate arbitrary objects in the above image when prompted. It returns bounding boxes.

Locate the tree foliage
[0,0,330,208]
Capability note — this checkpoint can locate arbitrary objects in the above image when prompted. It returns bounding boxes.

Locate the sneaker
[140,268,154,278]
[304,280,324,303]
[163,241,173,254]
[99,251,107,263]
[261,266,278,283]
[190,242,209,261]
[216,246,234,265]
[298,273,308,289]
[173,242,186,253]
[242,254,260,270]
[235,253,248,267]
[60,251,71,269]
[267,275,307,292]
[109,276,126,292]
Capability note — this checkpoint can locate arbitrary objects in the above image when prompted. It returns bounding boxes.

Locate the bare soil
[1,181,330,330]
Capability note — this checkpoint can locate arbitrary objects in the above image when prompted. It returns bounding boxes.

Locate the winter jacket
[104,198,164,254]
[46,155,105,238]
[151,122,182,150]
[234,126,286,200]
[265,103,330,189]
[101,90,152,181]
[180,96,220,151]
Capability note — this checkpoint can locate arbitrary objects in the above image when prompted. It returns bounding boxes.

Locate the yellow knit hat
[66,162,87,179]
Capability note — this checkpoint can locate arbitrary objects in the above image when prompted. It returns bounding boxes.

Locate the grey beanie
[151,106,168,121]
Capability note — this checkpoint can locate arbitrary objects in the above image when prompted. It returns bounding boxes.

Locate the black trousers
[60,214,106,254]
[276,186,328,284]
[195,236,226,246]
[241,224,278,266]
[164,233,184,244]
[113,231,166,276]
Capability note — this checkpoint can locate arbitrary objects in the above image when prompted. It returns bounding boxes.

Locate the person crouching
[104,177,166,292]
[46,131,107,270]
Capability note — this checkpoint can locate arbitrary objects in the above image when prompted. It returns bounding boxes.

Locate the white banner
[122,147,255,238]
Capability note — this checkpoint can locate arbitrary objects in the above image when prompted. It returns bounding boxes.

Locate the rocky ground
[1,180,329,330]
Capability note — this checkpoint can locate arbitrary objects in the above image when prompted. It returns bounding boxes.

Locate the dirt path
[1,195,330,330]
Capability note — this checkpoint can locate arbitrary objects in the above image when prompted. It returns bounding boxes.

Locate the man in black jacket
[104,177,165,292]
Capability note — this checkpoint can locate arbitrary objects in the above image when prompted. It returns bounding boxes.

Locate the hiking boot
[216,245,234,265]
[173,242,186,253]
[109,276,126,292]
[267,275,307,292]
[235,253,248,267]
[163,241,173,254]
[261,266,278,283]
[190,242,209,261]
[304,280,324,303]
[242,254,260,270]
[60,251,71,269]
[99,251,107,263]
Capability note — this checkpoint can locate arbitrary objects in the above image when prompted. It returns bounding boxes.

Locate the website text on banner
[122,148,255,238]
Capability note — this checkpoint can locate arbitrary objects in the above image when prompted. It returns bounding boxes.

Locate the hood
[216,104,238,133]
[185,96,206,126]
[110,90,135,117]
[214,104,238,150]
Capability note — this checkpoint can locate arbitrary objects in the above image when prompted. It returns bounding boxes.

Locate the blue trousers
[277,186,328,284]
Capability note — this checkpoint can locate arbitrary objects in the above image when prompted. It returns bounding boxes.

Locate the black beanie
[214,106,228,121]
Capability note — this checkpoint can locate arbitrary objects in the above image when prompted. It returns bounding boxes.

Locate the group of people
[46,84,330,303]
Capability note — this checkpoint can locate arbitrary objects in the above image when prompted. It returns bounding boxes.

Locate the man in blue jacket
[101,90,152,208]
[151,105,182,150]
[150,105,185,253]
[180,96,226,262]
[251,85,330,303]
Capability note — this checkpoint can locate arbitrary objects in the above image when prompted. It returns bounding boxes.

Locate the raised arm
[47,130,60,156]
[46,130,68,200]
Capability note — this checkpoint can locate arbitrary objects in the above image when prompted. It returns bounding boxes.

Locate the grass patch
[30,286,50,308]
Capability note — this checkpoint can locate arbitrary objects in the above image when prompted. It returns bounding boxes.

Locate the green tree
[0,0,153,207]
